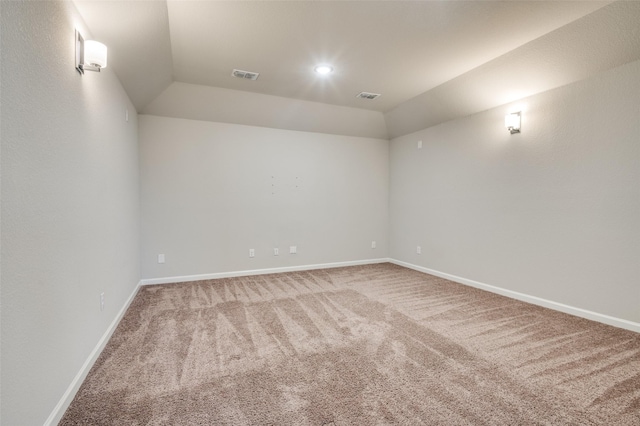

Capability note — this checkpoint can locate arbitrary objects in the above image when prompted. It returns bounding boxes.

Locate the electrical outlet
[158,254,165,264]
[100,292,105,311]
[417,140,423,149]
[289,246,297,254]
[274,248,279,256]
[416,246,422,254]
[371,241,377,249]
[249,248,255,258]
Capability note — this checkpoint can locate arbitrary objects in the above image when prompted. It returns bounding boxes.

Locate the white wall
[1,2,638,423]
[0,2,140,424]
[143,82,389,139]
[139,115,388,280]
[389,59,640,324]
[383,1,640,139]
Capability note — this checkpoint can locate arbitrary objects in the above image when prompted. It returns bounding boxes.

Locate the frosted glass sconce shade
[84,40,107,69]
[505,112,521,134]
[75,30,107,74]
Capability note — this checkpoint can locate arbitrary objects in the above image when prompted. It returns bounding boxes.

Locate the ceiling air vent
[231,69,260,80]
[356,91,381,100]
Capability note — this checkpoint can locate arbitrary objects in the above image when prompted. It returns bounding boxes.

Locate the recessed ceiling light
[314,65,333,75]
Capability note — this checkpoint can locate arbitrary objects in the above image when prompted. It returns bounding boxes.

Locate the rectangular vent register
[231,69,260,80]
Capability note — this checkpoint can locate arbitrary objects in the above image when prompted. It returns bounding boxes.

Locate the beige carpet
[61,263,639,425]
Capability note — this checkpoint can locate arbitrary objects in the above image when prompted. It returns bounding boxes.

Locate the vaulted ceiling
[74,1,640,137]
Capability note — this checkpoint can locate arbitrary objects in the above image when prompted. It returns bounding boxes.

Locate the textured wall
[389,59,640,323]
[0,1,140,424]
[139,115,389,280]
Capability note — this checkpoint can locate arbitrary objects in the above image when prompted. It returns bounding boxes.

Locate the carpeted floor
[61,263,639,425]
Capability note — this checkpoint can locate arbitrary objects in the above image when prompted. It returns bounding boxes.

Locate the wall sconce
[505,112,521,134]
[75,30,107,74]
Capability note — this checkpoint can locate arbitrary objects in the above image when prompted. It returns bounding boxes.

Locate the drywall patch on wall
[1,2,140,424]
[139,115,389,280]
[389,58,640,323]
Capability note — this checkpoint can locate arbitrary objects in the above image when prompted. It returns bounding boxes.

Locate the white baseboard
[389,259,640,334]
[140,258,391,286]
[143,258,639,333]
[44,258,637,425]
[44,281,142,426]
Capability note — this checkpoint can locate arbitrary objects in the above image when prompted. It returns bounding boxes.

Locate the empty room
[1,0,639,424]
